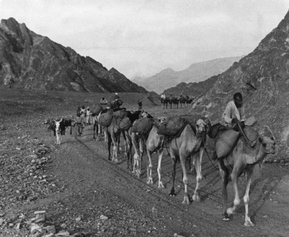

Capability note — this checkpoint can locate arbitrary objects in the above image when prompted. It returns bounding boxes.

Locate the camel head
[196,117,211,134]
[158,116,167,124]
[259,126,276,154]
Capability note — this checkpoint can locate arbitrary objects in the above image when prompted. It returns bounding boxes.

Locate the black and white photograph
[0,1,289,236]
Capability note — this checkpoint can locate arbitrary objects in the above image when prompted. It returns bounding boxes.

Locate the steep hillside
[134,56,241,93]
[0,18,146,93]
[192,10,289,157]
[164,75,217,98]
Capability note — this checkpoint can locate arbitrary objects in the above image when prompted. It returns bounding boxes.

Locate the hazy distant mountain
[133,56,242,93]
[0,18,147,93]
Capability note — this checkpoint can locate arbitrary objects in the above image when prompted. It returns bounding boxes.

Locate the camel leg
[146,149,154,185]
[135,138,142,177]
[157,148,165,188]
[103,127,108,142]
[169,155,177,196]
[107,133,112,161]
[136,138,144,178]
[243,166,255,227]
[124,132,132,171]
[192,149,204,202]
[227,163,244,216]
[127,134,132,170]
[180,154,190,204]
[111,132,119,163]
[218,159,230,220]
[92,122,96,139]
[131,132,139,174]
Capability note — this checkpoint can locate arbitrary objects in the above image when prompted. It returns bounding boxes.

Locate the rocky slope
[192,10,289,157]
[134,56,241,94]
[0,18,146,93]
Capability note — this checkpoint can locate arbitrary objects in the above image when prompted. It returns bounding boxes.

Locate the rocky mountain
[0,18,147,93]
[163,76,217,99]
[192,10,289,158]
[133,56,242,94]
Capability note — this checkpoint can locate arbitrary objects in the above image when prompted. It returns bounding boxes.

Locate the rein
[204,147,219,171]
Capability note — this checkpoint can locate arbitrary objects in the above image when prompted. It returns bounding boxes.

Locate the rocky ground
[0,88,289,237]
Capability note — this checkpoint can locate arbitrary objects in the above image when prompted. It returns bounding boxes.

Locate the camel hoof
[227,207,234,215]
[222,212,230,221]
[169,190,176,196]
[192,194,200,202]
[158,182,165,189]
[147,178,154,185]
[244,218,255,227]
[182,196,190,204]
[136,172,141,178]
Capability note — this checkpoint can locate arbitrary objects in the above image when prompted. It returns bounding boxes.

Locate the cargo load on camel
[131,117,154,135]
[119,117,131,131]
[208,117,258,159]
[113,110,127,119]
[157,116,188,138]
[92,104,102,116]
[99,112,113,127]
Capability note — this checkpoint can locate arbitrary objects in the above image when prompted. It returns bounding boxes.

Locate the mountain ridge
[133,56,242,93]
[0,18,147,93]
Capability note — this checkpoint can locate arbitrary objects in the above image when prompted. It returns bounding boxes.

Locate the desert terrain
[0,88,289,237]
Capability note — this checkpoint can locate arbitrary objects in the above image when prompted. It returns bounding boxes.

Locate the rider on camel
[114,92,120,102]
[100,97,108,106]
[222,92,246,129]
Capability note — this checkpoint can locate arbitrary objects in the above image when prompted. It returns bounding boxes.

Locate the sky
[1,0,289,79]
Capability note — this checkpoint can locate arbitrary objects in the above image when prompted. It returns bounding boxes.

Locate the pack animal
[216,125,276,226]
[131,113,154,177]
[145,116,167,188]
[168,117,211,204]
[45,118,73,145]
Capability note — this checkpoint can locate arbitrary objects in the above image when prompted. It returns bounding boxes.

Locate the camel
[160,97,169,109]
[145,117,166,188]
[105,114,122,162]
[216,125,276,226]
[131,113,154,177]
[169,117,211,204]
[118,116,133,170]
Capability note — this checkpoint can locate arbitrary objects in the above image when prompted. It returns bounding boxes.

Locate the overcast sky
[1,0,289,79]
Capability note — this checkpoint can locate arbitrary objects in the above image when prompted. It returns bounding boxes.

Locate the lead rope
[204,147,219,171]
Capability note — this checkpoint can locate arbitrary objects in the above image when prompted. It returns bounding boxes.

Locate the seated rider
[114,92,120,101]
[222,92,245,129]
[100,97,108,106]
[210,92,246,160]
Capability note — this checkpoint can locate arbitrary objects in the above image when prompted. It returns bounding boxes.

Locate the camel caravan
[45,92,276,226]
[160,93,194,109]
